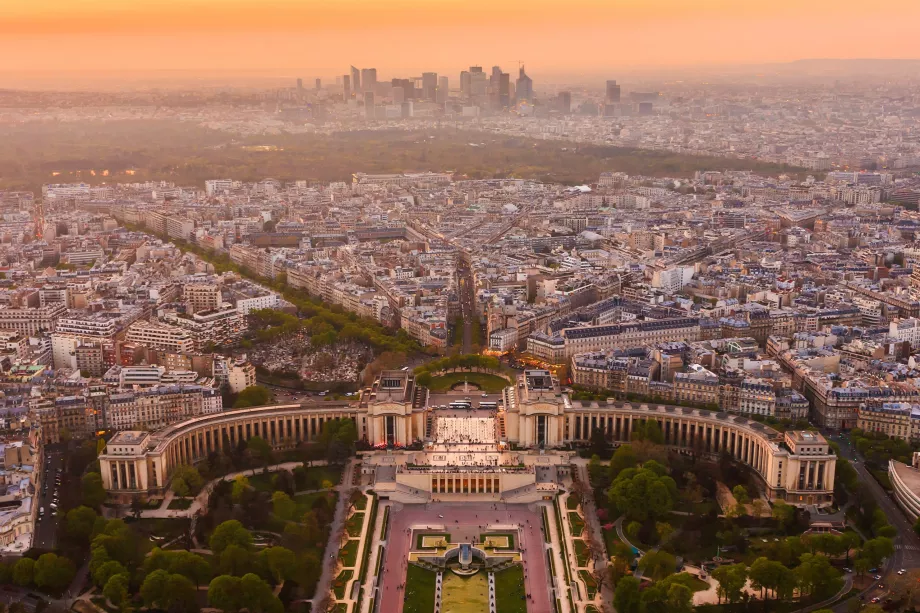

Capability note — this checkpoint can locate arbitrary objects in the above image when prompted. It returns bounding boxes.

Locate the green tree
[103,573,130,610]
[638,550,677,581]
[208,574,242,612]
[247,436,274,467]
[609,444,638,479]
[82,472,107,508]
[614,575,642,613]
[271,491,296,521]
[210,520,253,556]
[858,537,894,569]
[93,560,127,588]
[608,462,677,521]
[260,547,297,584]
[34,553,76,593]
[231,475,250,503]
[233,386,272,409]
[140,570,197,612]
[712,563,748,604]
[12,558,34,587]
[219,544,252,576]
[796,553,841,597]
[65,505,98,544]
[239,573,284,613]
[172,464,204,495]
[732,485,749,505]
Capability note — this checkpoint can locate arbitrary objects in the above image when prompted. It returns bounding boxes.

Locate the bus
[448,401,472,410]
[478,401,499,410]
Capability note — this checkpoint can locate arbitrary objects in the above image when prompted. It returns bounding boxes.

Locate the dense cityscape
[0,52,920,613]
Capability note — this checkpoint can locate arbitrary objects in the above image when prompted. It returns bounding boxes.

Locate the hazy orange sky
[2,0,919,79]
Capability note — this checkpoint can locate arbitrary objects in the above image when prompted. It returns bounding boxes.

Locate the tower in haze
[315,78,321,90]
[606,80,621,103]
[499,72,510,109]
[558,91,571,114]
[365,91,375,119]
[343,75,351,100]
[350,65,361,94]
[516,65,533,104]
[296,78,303,90]
[460,70,471,99]
[437,76,449,104]
[422,72,438,102]
[362,68,377,93]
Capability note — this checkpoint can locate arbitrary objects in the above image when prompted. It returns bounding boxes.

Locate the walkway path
[137,460,331,519]
[359,500,391,613]
[308,458,357,607]
[543,501,573,613]
[571,458,615,608]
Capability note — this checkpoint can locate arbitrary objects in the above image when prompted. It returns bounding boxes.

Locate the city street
[33,448,64,552]
[829,434,920,611]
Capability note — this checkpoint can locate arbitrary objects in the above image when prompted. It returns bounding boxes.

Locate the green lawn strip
[566,495,580,510]
[381,506,390,540]
[579,570,598,600]
[346,512,365,537]
[547,549,556,577]
[585,606,600,613]
[479,532,516,549]
[552,497,572,584]
[494,565,527,613]
[357,493,379,584]
[567,590,576,613]
[333,569,354,599]
[574,539,590,567]
[542,507,551,543]
[374,545,385,576]
[403,565,437,613]
[332,603,349,613]
[354,494,368,510]
[339,539,359,567]
[415,532,450,549]
[293,490,338,518]
[167,497,192,510]
[568,511,585,537]
[426,372,509,393]
[601,525,620,560]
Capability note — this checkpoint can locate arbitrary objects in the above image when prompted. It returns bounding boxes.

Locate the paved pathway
[377,503,553,613]
[308,459,356,606]
[571,459,615,608]
[543,501,573,613]
[359,500,391,613]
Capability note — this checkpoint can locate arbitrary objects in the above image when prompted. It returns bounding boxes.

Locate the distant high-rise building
[422,72,438,101]
[343,75,351,100]
[499,73,510,109]
[364,91,375,119]
[516,65,533,104]
[350,66,361,94]
[558,91,571,114]
[470,66,483,74]
[460,71,471,98]
[315,78,321,90]
[437,76,449,104]
[400,101,413,118]
[392,78,414,100]
[362,68,377,93]
[296,78,303,90]
[392,86,405,104]
[606,80,621,104]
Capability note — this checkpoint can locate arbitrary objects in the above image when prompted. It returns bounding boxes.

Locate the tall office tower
[437,76,449,104]
[470,65,483,74]
[606,80,621,104]
[422,72,438,101]
[350,66,361,94]
[516,65,533,104]
[392,78,414,99]
[362,68,377,93]
[343,75,351,100]
[296,78,303,90]
[471,71,488,97]
[315,78,321,90]
[499,73,511,109]
[460,71,471,98]
[364,91,375,119]
[392,86,405,103]
[558,91,572,113]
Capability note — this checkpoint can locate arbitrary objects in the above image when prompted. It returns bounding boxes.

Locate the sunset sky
[2,0,919,80]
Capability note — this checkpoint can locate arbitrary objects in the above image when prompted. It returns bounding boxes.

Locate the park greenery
[0,122,808,194]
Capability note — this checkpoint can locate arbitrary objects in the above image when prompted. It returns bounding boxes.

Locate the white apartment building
[890,318,920,350]
[0,304,67,335]
[126,320,195,354]
[182,283,222,315]
[228,359,257,393]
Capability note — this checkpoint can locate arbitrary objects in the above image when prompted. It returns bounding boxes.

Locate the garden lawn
[480,533,515,549]
[168,497,192,510]
[416,533,450,549]
[574,539,590,567]
[346,512,365,537]
[426,372,509,393]
[333,570,353,599]
[568,512,585,537]
[494,565,527,613]
[579,570,598,599]
[339,539,359,567]
[442,571,489,613]
[299,464,345,490]
[403,565,437,613]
